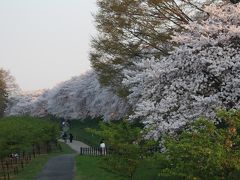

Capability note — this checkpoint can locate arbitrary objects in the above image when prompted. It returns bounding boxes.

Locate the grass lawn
[12,142,75,180]
[74,155,128,180]
[70,118,170,179]
[74,155,175,180]
[69,118,102,146]
[133,159,160,180]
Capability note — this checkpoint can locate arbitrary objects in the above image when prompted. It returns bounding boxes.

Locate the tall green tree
[90,0,220,96]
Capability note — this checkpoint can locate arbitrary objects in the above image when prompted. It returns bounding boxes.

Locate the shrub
[157,109,240,179]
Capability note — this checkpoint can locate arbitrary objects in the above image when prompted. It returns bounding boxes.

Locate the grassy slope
[134,158,180,180]
[74,156,127,180]
[71,118,129,180]
[69,118,102,146]
[134,159,160,180]
[69,118,143,147]
[74,155,170,180]
[12,142,75,180]
[71,118,164,180]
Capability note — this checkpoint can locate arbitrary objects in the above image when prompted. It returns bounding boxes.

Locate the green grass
[70,118,167,179]
[69,118,102,146]
[74,155,180,180]
[134,158,180,180]
[133,159,160,180]
[74,156,128,180]
[12,142,75,180]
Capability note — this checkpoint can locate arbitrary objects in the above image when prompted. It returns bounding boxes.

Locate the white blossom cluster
[123,3,240,139]
[7,71,129,121]
[7,90,45,116]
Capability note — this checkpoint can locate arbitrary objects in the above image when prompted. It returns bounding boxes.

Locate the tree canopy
[123,3,240,138]
[90,0,220,96]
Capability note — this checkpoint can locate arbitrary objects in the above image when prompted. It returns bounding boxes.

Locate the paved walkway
[35,154,75,180]
[59,139,89,153]
[36,140,89,180]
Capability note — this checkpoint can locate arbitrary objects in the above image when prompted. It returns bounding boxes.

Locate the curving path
[35,140,89,180]
[61,139,89,153]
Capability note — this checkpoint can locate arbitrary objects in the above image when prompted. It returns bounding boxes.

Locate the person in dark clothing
[69,133,73,143]
[62,132,67,143]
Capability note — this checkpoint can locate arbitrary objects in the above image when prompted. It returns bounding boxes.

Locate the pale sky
[0,0,97,91]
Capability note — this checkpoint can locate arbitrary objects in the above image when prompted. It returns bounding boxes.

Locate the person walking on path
[99,139,106,155]
[69,133,73,143]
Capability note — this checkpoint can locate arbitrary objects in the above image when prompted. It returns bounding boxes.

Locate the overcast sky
[0,0,97,91]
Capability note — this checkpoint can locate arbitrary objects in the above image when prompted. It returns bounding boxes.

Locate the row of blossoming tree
[6,71,129,121]
[5,2,240,138]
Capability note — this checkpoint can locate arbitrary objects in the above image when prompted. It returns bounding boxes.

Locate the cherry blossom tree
[31,90,50,117]
[123,3,240,139]
[47,71,129,121]
[7,90,44,116]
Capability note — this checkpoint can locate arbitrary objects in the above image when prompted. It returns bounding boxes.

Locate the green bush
[69,118,102,146]
[87,120,155,179]
[157,109,240,179]
[0,116,60,158]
